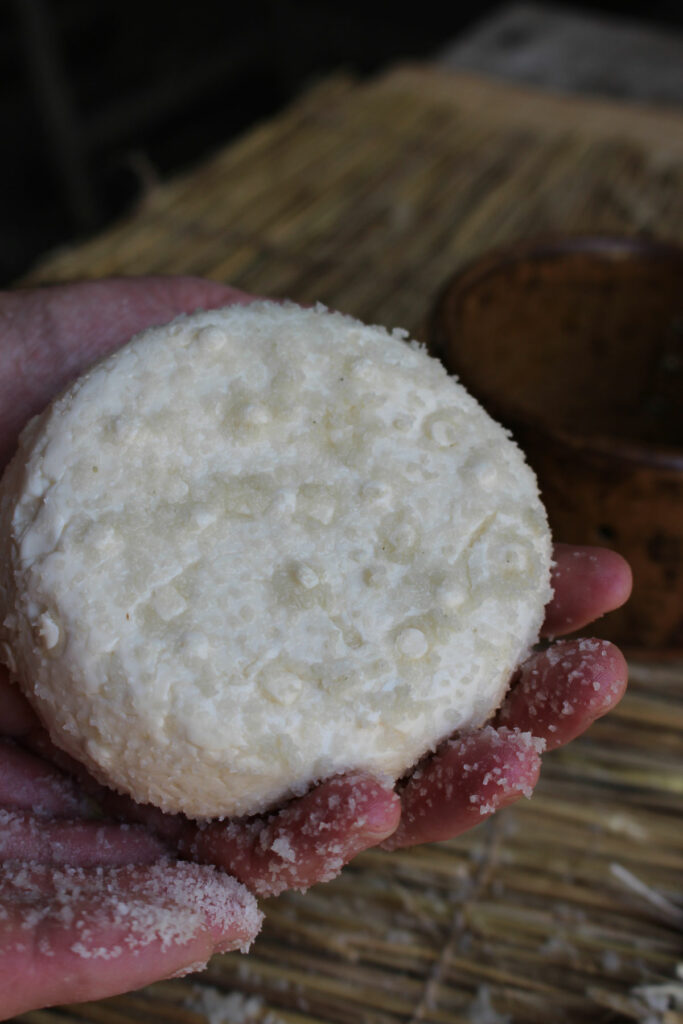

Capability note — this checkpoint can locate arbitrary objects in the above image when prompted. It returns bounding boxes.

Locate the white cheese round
[0,301,552,818]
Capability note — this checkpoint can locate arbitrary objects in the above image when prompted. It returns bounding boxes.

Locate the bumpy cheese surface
[0,302,552,818]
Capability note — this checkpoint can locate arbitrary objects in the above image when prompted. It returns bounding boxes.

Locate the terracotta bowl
[429,235,683,655]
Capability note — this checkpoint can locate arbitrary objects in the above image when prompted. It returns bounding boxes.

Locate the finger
[0,810,168,867]
[0,673,40,735]
[0,861,261,1017]
[181,774,401,897]
[1,276,254,469]
[381,727,542,851]
[22,730,398,881]
[0,739,95,817]
[543,544,632,637]
[496,638,628,751]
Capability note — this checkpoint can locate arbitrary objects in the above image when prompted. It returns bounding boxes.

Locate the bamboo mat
[16,66,683,1023]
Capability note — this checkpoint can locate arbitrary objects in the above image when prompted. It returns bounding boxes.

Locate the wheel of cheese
[0,301,552,818]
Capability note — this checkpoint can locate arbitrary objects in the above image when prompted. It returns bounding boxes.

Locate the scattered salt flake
[0,861,262,959]
[71,941,123,961]
[168,959,210,979]
[186,985,264,1023]
[269,836,296,863]
[578,637,603,652]
[544,645,564,666]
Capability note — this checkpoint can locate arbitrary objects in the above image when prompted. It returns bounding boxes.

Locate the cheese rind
[0,302,552,818]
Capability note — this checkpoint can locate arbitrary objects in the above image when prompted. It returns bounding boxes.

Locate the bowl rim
[429,233,683,472]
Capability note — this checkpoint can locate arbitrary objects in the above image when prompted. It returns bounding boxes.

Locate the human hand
[0,277,630,1016]
[0,541,629,1017]
[0,277,401,1016]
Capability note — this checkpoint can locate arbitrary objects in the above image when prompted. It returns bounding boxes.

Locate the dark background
[3,0,683,285]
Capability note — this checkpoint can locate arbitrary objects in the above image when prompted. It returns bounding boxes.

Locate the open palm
[0,278,631,1018]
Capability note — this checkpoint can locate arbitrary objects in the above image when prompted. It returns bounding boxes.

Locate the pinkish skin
[0,861,261,1018]
[544,543,633,639]
[0,279,631,1012]
[176,774,402,897]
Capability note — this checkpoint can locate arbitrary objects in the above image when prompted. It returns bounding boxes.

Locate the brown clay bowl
[429,235,683,656]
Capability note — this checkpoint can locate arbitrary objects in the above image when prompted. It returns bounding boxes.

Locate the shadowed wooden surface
[15,66,683,1024]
